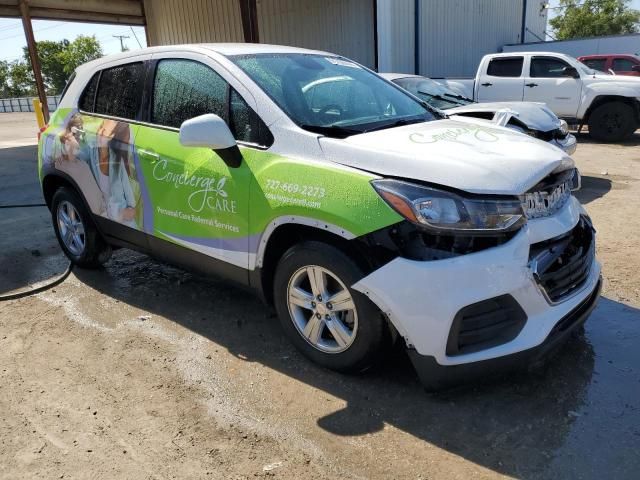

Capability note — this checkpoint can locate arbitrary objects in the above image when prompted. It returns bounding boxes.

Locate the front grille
[529,216,595,303]
[446,295,527,356]
[520,169,576,219]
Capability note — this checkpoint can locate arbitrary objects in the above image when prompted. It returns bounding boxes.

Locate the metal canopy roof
[0,0,144,25]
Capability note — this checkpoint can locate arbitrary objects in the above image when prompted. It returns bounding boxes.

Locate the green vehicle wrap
[40,108,402,270]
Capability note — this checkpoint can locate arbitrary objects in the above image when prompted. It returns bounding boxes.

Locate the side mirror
[632,65,640,73]
[179,114,242,168]
[562,66,579,78]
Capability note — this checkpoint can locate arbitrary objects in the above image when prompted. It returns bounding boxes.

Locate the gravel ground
[1,113,639,479]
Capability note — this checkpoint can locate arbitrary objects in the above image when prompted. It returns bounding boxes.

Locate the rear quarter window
[79,72,100,112]
[487,57,523,77]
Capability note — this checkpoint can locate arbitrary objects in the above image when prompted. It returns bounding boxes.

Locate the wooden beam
[238,0,259,43]
[19,0,49,122]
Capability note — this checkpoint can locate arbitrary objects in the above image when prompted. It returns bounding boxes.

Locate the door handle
[481,82,493,87]
[525,83,538,88]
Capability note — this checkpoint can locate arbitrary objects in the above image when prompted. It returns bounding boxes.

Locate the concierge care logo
[152,157,237,214]
[409,125,500,144]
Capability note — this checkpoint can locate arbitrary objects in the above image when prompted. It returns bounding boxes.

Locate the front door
[523,56,581,118]
[134,58,252,276]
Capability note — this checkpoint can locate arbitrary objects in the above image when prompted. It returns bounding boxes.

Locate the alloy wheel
[57,200,85,256]
[286,265,358,353]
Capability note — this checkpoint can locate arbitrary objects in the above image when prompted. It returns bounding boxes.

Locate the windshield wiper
[363,116,430,133]
[300,124,363,138]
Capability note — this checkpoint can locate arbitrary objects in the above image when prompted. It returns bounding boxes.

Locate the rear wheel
[273,241,386,373]
[588,101,636,142]
[51,187,111,268]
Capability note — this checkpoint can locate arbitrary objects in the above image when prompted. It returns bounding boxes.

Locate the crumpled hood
[319,117,574,195]
[447,101,561,131]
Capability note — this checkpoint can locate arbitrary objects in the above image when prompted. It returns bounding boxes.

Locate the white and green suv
[38,44,601,389]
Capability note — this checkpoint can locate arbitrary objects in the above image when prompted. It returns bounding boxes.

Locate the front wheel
[273,241,386,373]
[588,101,637,142]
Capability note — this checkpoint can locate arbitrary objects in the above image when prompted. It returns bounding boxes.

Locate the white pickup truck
[442,52,640,142]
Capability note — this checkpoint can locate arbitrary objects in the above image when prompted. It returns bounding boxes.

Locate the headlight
[558,120,569,137]
[372,179,526,233]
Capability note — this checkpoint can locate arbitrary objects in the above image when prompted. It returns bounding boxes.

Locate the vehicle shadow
[574,130,640,147]
[72,251,640,478]
[574,175,612,204]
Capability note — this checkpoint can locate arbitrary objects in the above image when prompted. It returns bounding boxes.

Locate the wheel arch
[582,95,640,124]
[256,221,375,307]
[42,172,87,210]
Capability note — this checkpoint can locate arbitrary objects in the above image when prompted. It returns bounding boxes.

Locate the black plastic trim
[408,277,602,391]
[446,295,527,356]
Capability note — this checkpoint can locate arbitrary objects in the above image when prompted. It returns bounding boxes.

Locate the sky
[0,19,147,63]
[0,0,639,62]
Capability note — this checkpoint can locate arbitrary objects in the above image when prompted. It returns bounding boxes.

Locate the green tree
[550,0,640,40]
[0,61,11,97]
[7,61,35,97]
[23,39,69,94]
[59,35,103,76]
[20,35,103,95]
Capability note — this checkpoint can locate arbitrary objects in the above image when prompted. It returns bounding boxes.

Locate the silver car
[382,73,577,155]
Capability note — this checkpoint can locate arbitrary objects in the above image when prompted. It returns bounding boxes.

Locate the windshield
[392,77,473,110]
[231,53,438,137]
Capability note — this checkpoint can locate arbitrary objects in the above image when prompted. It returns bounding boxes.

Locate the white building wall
[144,0,245,45]
[257,0,375,68]
[502,33,640,58]
[524,0,548,43]
[417,0,527,77]
[377,0,415,73]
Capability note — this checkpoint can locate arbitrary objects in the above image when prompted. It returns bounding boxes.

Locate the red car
[578,54,640,76]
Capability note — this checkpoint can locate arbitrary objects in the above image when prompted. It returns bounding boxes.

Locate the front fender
[242,149,402,270]
[579,83,640,119]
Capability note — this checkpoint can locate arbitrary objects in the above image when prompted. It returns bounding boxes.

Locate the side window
[229,89,273,147]
[152,59,227,128]
[612,58,635,72]
[486,57,523,77]
[94,62,145,119]
[530,57,571,78]
[583,58,606,72]
[79,72,99,112]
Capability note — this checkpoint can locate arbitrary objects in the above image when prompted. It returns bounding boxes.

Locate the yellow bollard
[33,98,45,129]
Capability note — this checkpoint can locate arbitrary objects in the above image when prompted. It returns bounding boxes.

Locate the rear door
[523,56,581,118]
[134,53,255,280]
[476,56,525,102]
[64,57,151,249]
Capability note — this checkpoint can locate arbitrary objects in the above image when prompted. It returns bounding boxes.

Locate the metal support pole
[520,0,528,44]
[239,0,259,43]
[19,0,49,123]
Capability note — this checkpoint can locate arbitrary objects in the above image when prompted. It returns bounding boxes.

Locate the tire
[273,241,386,373]
[588,101,637,142]
[51,187,111,268]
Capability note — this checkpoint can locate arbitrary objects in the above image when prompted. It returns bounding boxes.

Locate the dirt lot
[1,113,639,479]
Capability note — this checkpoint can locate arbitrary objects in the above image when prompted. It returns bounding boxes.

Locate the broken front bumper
[352,196,601,388]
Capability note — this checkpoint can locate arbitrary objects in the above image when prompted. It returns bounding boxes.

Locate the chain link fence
[0,95,61,113]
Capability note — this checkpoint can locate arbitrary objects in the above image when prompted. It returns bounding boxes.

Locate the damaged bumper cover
[353,196,601,388]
